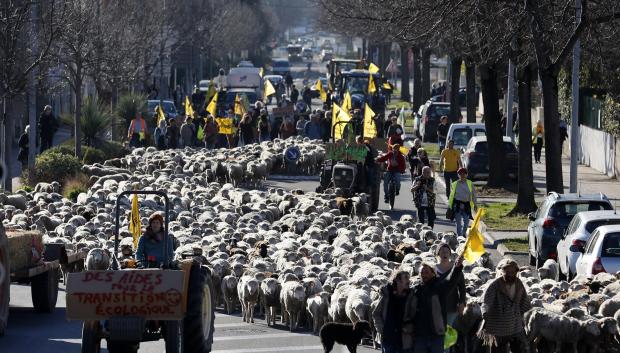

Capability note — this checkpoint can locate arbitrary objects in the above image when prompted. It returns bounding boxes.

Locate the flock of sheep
[3,136,620,352]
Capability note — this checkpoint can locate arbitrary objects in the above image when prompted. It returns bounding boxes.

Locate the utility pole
[570,0,581,193]
[28,1,38,182]
[506,58,515,138]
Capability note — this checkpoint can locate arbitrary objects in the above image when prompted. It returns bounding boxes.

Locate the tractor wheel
[164,320,182,353]
[31,266,59,313]
[81,320,101,353]
[183,264,215,353]
[0,227,9,336]
[106,341,138,353]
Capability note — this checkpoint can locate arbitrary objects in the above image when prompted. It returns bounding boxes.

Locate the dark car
[460,136,518,180]
[528,192,613,268]
[417,101,453,142]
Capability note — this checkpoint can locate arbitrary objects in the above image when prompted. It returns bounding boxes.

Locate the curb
[496,242,528,257]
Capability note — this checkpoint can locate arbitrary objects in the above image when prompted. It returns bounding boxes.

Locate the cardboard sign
[216,117,234,134]
[326,143,367,162]
[66,270,185,320]
[272,105,295,118]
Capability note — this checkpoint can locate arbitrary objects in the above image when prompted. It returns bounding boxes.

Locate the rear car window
[473,142,516,153]
[474,129,486,136]
[586,230,600,254]
[585,219,620,233]
[602,232,620,257]
[452,128,472,146]
[430,105,450,117]
[273,61,289,67]
[566,216,582,235]
[549,202,613,219]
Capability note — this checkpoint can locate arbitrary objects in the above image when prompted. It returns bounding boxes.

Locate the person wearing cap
[136,212,174,267]
[39,105,58,152]
[439,139,462,199]
[448,168,477,237]
[437,115,450,151]
[376,143,406,208]
[479,258,531,352]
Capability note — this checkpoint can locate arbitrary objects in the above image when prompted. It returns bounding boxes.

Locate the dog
[319,320,372,353]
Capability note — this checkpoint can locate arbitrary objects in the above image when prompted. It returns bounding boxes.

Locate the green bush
[18,185,33,193]
[43,144,75,156]
[82,147,106,165]
[117,92,147,127]
[63,174,90,201]
[55,139,129,162]
[25,152,82,186]
[602,96,620,138]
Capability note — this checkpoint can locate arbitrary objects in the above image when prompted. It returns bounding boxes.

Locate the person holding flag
[135,212,174,268]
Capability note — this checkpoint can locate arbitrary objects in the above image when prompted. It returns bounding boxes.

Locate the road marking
[214,332,313,341]
[215,322,253,328]
[211,345,323,353]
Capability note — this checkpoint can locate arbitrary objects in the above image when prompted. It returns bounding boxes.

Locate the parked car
[147,100,178,121]
[446,123,486,150]
[528,192,613,268]
[460,136,517,180]
[270,58,291,76]
[575,224,620,278]
[556,210,620,280]
[302,48,313,60]
[416,101,452,142]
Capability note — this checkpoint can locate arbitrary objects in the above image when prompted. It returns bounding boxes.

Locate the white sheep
[237,275,260,323]
[306,291,330,334]
[280,281,306,332]
[537,259,559,281]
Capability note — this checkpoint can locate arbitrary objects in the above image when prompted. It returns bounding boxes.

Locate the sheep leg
[241,301,246,322]
[249,301,255,323]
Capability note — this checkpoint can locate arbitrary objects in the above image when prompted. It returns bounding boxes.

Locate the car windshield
[602,232,620,257]
[473,142,517,153]
[585,219,620,233]
[452,128,473,146]
[273,61,289,68]
[346,76,369,94]
[549,201,613,220]
[430,105,450,117]
[287,46,302,55]
[338,62,359,72]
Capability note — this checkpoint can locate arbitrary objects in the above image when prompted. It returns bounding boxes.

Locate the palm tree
[62,97,112,146]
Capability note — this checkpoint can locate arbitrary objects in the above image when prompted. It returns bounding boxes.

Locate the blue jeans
[438,138,446,152]
[454,209,471,237]
[383,171,401,199]
[414,336,444,353]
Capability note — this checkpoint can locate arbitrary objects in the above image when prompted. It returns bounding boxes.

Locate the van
[227,67,262,99]
[446,123,486,150]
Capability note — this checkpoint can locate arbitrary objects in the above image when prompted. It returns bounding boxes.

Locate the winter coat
[135,227,174,266]
[180,123,196,147]
[480,277,531,340]
[39,112,58,138]
[373,285,416,350]
[376,151,406,174]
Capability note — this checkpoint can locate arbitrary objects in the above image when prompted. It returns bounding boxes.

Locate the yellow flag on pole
[368,74,377,94]
[206,91,218,116]
[332,103,351,139]
[264,79,276,100]
[316,79,327,102]
[129,194,141,249]
[156,104,166,126]
[185,96,194,118]
[342,91,352,113]
[363,104,377,138]
[368,62,380,74]
[234,94,247,116]
[205,80,216,107]
[463,208,486,263]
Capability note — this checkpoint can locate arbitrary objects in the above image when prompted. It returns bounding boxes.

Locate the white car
[575,224,620,278]
[446,123,486,151]
[556,210,620,280]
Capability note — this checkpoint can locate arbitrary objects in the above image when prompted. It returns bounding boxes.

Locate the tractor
[66,190,215,353]
[316,120,381,213]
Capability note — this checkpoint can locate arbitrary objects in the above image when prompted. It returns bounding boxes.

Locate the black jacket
[39,112,58,137]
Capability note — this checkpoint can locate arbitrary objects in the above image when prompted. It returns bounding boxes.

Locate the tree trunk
[479,63,505,187]
[449,56,462,123]
[466,62,477,123]
[513,64,538,214]
[74,73,83,159]
[412,47,422,109]
[539,68,564,193]
[399,44,410,102]
[3,112,13,191]
[421,48,431,102]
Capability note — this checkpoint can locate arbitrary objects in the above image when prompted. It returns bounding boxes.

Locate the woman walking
[532,120,544,163]
[412,166,436,228]
[238,113,255,146]
[258,114,271,142]
[373,269,415,353]
[204,115,219,149]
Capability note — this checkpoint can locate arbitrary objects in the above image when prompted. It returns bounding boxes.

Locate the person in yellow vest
[448,168,477,237]
[439,139,462,199]
[127,113,147,148]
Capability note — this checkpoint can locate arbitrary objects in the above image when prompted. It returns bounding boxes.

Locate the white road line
[214,322,253,328]
[214,332,313,341]
[211,345,323,353]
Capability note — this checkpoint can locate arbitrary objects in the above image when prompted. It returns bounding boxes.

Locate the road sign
[284,146,301,162]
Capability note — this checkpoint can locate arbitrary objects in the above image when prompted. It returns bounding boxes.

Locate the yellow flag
[342,91,352,113]
[363,104,377,138]
[129,194,141,249]
[205,80,216,107]
[368,74,377,94]
[156,104,166,126]
[383,82,392,89]
[264,79,276,100]
[206,91,218,116]
[185,96,194,118]
[463,208,486,263]
[316,79,327,102]
[399,146,409,155]
[234,94,247,116]
[332,103,351,139]
[216,117,233,134]
[368,62,380,74]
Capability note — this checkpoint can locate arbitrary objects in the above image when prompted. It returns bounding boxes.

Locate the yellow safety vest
[449,179,474,210]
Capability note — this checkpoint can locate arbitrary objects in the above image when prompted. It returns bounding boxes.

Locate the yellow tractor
[66,190,215,353]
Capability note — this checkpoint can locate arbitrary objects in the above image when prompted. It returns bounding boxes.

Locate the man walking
[439,139,462,199]
[39,105,58,152]
[373,269,414,353]
[479,258,531,353]
[436,115,449,151]
[448,168,477,237]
